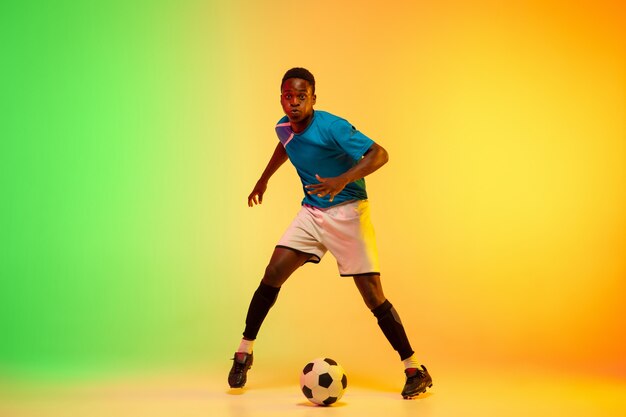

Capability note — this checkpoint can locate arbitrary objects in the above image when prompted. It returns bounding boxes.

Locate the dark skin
[246,77,390,327]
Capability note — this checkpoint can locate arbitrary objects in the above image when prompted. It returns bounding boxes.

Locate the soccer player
[228,67,432,399]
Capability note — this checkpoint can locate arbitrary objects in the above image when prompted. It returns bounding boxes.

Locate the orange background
[222,0,625,381]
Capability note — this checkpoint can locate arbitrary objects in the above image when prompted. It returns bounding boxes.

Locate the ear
[312,94,317,105]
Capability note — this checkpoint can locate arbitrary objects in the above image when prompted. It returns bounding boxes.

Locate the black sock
[242,282,281,340]
[372,299,415,360]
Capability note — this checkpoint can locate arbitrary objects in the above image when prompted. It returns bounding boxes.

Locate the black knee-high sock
[372,299,414,360]
[242,282,281,340]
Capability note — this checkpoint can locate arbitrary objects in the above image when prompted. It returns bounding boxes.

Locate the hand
[248,181,268,207]
[305,174,349,202]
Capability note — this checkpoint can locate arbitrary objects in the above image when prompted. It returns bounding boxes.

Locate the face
[280,78,316,133]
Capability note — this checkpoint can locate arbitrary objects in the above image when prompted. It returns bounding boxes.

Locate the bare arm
[305,143,389,202]
[248,143,288,207]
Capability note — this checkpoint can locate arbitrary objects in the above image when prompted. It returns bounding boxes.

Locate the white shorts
[276,200,380,276]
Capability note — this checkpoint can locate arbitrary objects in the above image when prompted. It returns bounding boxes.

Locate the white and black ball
[299,358,347,406]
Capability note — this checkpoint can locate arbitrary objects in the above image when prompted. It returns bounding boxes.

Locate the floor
[2,367,625,417]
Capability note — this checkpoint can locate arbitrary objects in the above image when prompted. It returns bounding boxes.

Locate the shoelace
[231,355,248,371]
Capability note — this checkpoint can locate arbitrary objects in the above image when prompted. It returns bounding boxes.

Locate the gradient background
[1,0,624,392]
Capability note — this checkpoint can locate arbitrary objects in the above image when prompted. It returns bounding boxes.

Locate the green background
[1,1,238,377]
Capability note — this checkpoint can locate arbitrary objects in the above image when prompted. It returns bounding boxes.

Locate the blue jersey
[275,110,374,208]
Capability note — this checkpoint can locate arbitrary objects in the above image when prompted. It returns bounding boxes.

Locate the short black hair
[281,67,315,94]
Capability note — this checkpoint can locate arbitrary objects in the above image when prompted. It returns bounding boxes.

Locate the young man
[228,67,432,399]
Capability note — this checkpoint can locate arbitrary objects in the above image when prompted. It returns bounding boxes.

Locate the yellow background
[223,0,625,382]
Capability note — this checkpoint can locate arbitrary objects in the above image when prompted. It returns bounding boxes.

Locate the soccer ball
[299,358,347,406]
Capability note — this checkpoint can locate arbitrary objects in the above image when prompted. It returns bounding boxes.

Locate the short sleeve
[329,119,375,160]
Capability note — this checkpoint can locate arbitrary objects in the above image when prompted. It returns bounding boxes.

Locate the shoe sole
[402,383,433,399]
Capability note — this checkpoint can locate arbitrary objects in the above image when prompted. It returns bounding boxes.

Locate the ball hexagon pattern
[299,358,347,406]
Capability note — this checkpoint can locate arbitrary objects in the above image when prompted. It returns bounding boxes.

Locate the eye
[299,94,306,100]
[284,94,292,100]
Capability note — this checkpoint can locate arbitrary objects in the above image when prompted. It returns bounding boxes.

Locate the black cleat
[401,365,433,399]
[228,352,253,388]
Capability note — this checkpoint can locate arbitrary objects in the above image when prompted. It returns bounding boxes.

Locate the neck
[291,111,314,133]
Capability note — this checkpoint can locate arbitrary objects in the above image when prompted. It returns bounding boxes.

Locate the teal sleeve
[329,119,374,161]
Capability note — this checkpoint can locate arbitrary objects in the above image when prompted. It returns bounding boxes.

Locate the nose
[290,97,299,106]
